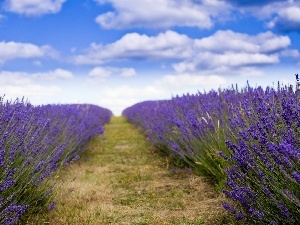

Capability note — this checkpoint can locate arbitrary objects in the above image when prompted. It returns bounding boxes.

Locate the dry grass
[24,116,233,225]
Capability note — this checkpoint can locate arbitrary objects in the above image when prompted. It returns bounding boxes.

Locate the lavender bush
[123,90,234,189]
[123,83,300,224]
[0,97,112,224]
[221,85,300,224]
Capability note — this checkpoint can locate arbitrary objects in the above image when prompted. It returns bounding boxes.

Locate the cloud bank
[3,0,67,16]
[94,0,300,32]
[74,30,291,74]
[0,41,57,64]
[94,0,228,29]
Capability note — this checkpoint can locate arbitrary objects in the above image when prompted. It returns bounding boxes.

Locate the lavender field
[2,1,300,224]
[123,83,300,225]
[0,98,112,224]
[1,82,300,225]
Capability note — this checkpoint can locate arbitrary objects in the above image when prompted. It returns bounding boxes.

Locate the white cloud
[0,71,62,102]
[193,30,290,53]
[281,49,300,59]
[93,0,300,34]
[87,66,136,83]
[32,68,74,80]
[267,6,300,32]
[94,0,300,33]
[89,67,112,78]
[74,30,192,64]
[173,30,290,73]
[223,1,300,32]
[174,52,279,73]
[94,0,228,29]
[120,68,136,77]
[87,67,112,83]
[0,71,32,86]
[3,0,67,16]
[75,30,290,73]
[0,41,57,64]
[1,85,61,99]
[0,69,73,83]
[227,1,293,19]
[279,6,300,23]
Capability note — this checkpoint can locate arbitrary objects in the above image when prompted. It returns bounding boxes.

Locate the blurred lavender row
[122,83,300,224]
[0,97,112,225]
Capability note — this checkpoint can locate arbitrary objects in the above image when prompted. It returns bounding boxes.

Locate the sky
[0,0,300,115]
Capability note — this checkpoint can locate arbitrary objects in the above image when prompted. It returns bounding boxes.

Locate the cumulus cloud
[0,41,57,64]
[0,71,62,102]
[89,67,112,78]
[87,66,136,82]
[94,0,300,33]
[75,30,291,73]
[281,49,300,58]
[194,30,290,53]
[223,1,300,32]
[120,68,136,77]
[3,0,67,16]
[267,6,300,32]
[174,52,279,73]
[0,84,61,99]
[173,30,290,73]
[32,68,74,80]
[0,69,73,82]
[94,0,228,29]
[74,30,192,64]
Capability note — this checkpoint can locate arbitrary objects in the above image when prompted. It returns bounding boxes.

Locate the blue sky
[0,0,300,115]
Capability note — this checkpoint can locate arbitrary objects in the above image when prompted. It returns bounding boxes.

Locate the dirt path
[25,116,229,225]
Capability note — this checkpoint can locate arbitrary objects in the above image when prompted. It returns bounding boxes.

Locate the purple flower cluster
[123,90,234,188]
[222,85,300,224]
[0,98,112,224]
[122,83,300,224]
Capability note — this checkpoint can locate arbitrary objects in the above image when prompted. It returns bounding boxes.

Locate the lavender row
[0,98,112,225]
[122,83,300,224]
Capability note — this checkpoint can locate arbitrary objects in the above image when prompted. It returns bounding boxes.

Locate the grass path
[25,116,230,225]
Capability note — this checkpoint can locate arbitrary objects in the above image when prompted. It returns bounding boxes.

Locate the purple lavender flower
[0,98,112,223]
[1,203,28,225]
[222,202,236,212]
[292,171,300,183]
[123,82,300,224]
[277,202,292,219]
[47,201,55,211]
[234,213,246,220]
[0,149,4,167]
